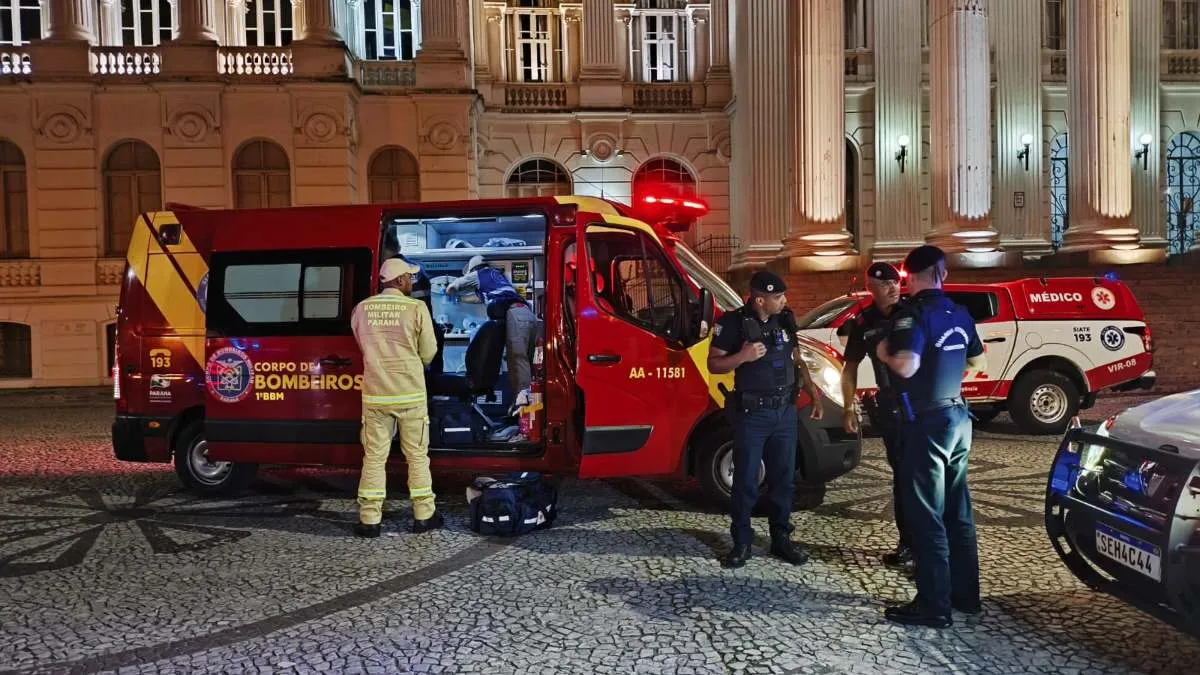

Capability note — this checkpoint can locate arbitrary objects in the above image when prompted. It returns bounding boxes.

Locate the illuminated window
[364,0,421,60]
[506,159,571,198]
[246,0,294,47]
[0,0,41,46]
[121,0,176,47]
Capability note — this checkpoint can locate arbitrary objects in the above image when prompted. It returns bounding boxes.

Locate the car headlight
[798,345,844,408]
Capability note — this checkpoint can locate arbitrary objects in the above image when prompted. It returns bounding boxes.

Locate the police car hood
[1108,389,1200,458]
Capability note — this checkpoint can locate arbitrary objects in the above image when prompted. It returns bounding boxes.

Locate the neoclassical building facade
[0,0,1198,387]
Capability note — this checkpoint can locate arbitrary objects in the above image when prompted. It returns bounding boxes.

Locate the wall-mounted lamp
[1134,133,1153,171]
[895,135,910,173]
[1017,133,1033,171]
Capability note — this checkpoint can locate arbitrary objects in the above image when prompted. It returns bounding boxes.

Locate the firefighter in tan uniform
[351,258,443,538]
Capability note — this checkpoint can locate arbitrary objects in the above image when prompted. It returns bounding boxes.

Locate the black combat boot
[769,538,811,566]
[411,511,445,534]
[354,523,381,538]
[722,543,753,569]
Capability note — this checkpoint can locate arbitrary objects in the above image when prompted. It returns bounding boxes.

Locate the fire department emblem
[1091,286,1116,311]
[196,272,209,313]
[206,346,253,403]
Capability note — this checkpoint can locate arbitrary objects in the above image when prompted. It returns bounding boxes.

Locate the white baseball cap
[464,255,485,275]
[380,257,421,283]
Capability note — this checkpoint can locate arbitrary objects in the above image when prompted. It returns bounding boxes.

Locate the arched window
[1166,131,1200,256]
[368,147,421,203]
[1049,133,1068,251]
[632,157,696,201]
[364,0,422,60]
[233,139,291,209]
[246,0,294,47]
[120,0,175,46]
[1,139,28,258]
[0,321,31,379]
[505,158,571,198]
[0,0,42,46]
[104,140,161,257]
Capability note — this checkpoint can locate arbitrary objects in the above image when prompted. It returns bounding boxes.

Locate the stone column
[708,0,730,75]
[297,0,339,42]
[927,0,999,254]
[1130,0,1166,249]
[689,11,709,84]
[779,0,855,270]
[177,0,220,43]
[730,0,789,270]
[226,0,248,47]
[45,0,95,42]
[97,0,121,46]
[873,0,924,253]
[993,0,1044,250]
[1063,0,1152,257]
[420,0,464,53]
[579,0,621,106]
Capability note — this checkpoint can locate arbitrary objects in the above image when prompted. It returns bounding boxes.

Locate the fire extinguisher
[520,340,545,442]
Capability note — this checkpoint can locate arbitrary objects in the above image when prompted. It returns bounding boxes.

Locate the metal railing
[691,234,739,282]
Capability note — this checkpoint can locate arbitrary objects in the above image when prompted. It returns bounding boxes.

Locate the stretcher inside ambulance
[111,195,860,507]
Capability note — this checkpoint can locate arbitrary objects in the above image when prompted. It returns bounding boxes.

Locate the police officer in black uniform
[874,245,988,628]
[838,262,912,571]
[708,270,825,569]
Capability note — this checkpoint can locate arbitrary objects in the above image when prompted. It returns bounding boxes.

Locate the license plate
[1094,523,1162,582]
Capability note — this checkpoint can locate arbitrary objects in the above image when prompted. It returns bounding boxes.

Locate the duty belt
[737,386,794,411]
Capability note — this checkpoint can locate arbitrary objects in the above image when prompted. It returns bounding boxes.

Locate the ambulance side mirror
[695,288,714,340]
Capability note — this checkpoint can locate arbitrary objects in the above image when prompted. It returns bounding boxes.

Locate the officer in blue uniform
[839,262,912,571]
[874,245,988,628]
[447,255,537,397]
[708,270,824,569]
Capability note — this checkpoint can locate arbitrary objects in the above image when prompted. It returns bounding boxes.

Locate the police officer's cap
[902,245,946,275]
[380,257,421,283]
[749,270,787,295]
[865,261,901,282]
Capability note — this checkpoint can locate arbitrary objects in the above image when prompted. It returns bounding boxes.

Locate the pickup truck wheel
[173,422,258,496]
[695,427,825,512]
[1009,370,1080,435]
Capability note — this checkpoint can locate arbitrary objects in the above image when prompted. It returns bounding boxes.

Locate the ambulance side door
[947,289,1017,400]
[573,220,706,478]
[204,244,375,461]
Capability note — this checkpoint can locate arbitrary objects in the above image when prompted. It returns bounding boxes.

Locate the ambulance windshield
[672,242,743,312]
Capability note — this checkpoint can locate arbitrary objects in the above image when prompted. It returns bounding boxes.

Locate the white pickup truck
[797,276,1157,435]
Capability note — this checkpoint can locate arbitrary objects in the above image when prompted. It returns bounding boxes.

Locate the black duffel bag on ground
[466,472,558,537]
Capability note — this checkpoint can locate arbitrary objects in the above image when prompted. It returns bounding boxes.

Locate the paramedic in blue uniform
[839,262,912,571]
[447,254,536,396]
[708,270,824,569]
[874,245,987,628]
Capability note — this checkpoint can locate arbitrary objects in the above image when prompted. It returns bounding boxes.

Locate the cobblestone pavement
[1,389,1197,674]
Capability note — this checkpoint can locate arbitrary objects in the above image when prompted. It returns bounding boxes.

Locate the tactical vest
[734,306,797,394]
[893,290,973,410]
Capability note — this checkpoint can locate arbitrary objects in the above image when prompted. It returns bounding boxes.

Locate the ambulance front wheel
[695,427,827,513]
[173,422,259,496]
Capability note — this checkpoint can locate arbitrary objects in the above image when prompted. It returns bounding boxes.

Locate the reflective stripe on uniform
[358,488,387,499]
[409,487,434,498]
[363,392,427,406]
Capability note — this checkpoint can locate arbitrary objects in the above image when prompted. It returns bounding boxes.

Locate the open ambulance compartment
[380,207,549,454]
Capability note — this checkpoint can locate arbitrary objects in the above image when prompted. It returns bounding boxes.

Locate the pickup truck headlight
[798,345,845,409]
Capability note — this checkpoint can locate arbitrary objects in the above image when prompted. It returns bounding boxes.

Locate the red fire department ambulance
[797,278,1156,435]
[111,195,860,508]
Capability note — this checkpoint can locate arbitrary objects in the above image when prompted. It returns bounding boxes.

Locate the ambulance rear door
[202,207,377,462]
[573,216,711,478]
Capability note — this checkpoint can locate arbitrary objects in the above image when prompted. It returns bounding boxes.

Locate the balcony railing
[1042,49,1067,82]
[503,83,571,111]
[629,83,697,111]
[1163,50,1200,80]
[358,60,416,88]
[845,50,873,82]
[217,48,293,76]
[0,260,40,288]
[1,50,31,76]
[91,48,161,76]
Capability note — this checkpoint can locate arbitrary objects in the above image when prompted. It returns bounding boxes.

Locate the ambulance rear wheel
[1009,370,1080,435]
[695,427,826,513]
[173,422,258,496]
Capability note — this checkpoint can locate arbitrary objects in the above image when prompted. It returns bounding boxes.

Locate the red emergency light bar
[636,192,710,232]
